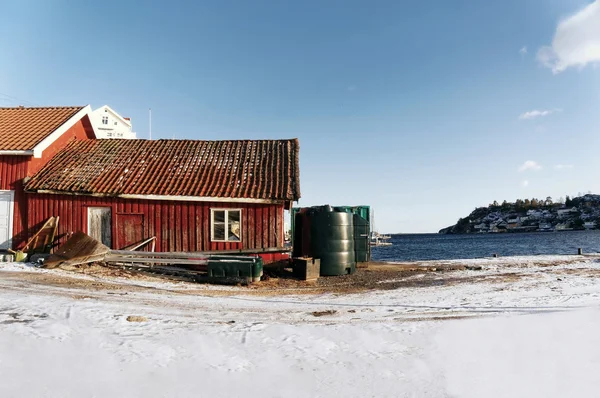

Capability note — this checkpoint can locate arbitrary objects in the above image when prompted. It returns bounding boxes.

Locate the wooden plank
[105,256,208,266]
[109,246,288,258]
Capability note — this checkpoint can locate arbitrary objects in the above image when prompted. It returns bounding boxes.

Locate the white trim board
[0,150,33,156]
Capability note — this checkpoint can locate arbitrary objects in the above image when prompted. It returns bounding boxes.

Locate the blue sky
[1,0,599,232]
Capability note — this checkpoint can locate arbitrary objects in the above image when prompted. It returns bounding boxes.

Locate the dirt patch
[126,315,148,322]
[312,310,337,317]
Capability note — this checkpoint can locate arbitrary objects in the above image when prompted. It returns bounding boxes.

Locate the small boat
[369,210,392,246]
[370,232,392,247]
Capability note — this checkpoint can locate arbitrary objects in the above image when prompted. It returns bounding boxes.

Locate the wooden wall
[26,193,286,253]
[0,155,28,246]
[0,116,94,249]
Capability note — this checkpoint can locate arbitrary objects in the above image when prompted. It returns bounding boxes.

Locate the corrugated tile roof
[0,106,84,151]
[26,138,301,201]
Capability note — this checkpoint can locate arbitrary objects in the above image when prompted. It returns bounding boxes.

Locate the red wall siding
[27,193,286,253]
[0,156,29,246]
[0,116,94,248]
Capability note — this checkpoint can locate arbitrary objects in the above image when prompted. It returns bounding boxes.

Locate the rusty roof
[26,138,301,201]
[0,106,85,151]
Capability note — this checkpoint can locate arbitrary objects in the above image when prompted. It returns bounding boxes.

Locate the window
[102,116,108,125]
[211,209,241,242]
[114,121,117,125]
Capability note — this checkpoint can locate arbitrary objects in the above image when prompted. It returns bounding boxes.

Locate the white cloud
[519,160,542,172]
[521,180,530,187]
[518,108,562,120]
[554,164,574,169]
[519,46,528,56]
[537,0,600,73]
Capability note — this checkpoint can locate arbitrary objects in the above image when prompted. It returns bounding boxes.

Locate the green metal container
[309,205,356,276]
[207,256,263,283]
[291,205,370,246]
[353,213,370,263]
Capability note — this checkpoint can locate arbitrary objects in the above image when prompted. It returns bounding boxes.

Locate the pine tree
[566,195,573,207]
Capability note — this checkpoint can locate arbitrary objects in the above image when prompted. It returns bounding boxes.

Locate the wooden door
[0,191,14,250]
[88,207,112,247]
[116,213,144,249]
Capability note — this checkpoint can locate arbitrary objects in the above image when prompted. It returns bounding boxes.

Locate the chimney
[18,105,24,109]
[124,117,130,121]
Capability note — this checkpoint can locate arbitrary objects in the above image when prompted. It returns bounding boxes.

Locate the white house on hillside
[90,105,136,139]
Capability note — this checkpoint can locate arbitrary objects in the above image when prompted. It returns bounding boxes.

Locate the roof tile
[0,106,84,151]
[26,139,301,201]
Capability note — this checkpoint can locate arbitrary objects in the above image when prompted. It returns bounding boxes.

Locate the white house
[90,105,136,139]
[557,207,578,217]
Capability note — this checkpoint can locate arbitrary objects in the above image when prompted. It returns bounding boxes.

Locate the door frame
[86,206,113,248]
[0,190,15,250]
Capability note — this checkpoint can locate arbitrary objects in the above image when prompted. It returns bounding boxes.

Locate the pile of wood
[43,232,262,285]
[8,217,59,262]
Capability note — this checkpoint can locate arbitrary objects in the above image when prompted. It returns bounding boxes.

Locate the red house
[0,106,96,250]
[24,138,300,262]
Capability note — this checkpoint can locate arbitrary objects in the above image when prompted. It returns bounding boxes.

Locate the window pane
[213,210,225,223]
[213,222,225,240]
[228,210,241,241]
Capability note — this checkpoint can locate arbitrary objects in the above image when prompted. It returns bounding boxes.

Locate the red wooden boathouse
[0,106,96,250]
[24,138,300,262]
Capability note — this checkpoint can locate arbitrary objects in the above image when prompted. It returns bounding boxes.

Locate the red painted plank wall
[27,193,286,253]
[0,155,29,245]
[0,117,95,249]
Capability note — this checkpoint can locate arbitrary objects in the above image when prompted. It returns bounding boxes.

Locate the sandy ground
[2,255,600,397]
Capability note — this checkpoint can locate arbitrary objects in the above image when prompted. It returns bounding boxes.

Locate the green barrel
[309,206,356,276]
[353,213,370,263]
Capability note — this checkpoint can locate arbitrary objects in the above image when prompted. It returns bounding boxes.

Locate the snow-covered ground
[2,256,600,397]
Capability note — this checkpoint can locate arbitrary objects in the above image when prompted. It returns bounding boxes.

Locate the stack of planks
[43,232,263,284]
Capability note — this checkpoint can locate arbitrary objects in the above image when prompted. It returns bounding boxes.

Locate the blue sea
[371,231,600,262]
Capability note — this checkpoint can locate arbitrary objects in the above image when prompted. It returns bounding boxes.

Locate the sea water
[371,230,600,262]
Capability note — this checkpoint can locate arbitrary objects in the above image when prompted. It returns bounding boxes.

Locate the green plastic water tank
[309,206,356,276]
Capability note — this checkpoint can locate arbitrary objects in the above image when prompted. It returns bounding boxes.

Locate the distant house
[90,105,136,139]
[584,221,596,230]
[555,223,571,231]
[557,207,578,217]
[474,223,488,232]
[492,221,508,232]
[0,106,96,250]
[25,138,301,263]
[506,216,520,225]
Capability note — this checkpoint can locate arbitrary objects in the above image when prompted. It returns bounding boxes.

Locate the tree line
[488,196,574,211]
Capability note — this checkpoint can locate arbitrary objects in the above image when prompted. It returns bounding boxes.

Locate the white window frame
[210,208,242,242]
